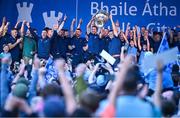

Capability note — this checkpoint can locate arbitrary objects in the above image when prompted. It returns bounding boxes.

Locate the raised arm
[108,56,131,105]
[26,22,39,41]
[8,37,22,50]
[115,20,120,33]
[168,28,173,44]
[14,21,20,28]
[144,35,150,51]
[28,55,40,102]
[109,15,118,37]
[101,56,131,117]
[121,31,129,44]
[0,17,6,34]
[55,59,76,115]
[120,46,125,62]
[146,37,150,51]
[137,33,142,51]
[88,63,100,84]
[77,18,83,29]
[57,15,67,32]
[125,23,130,37]
[11,60,26,87]
[70,18,76,38]
[153,60,163,108]
[3,22,10,35]
[86,16,94,34]
[133,27,137,47]
[20,20,26,37]
[0,57,10,108]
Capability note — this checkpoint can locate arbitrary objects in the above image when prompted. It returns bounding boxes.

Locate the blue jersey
[108,37,121,55]
[88,33,100,54]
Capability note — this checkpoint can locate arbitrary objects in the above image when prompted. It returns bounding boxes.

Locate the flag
[45,57,58,83]
[157,33,175,72]
[157,33,169,53]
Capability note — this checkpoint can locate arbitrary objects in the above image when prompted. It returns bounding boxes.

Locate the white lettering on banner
[129,6,137,16]
[142,2,177,16]
[169,6,176,16]
[91,2,99,15]
[146,22,168,32]
[110,6,117,15]
[91,2,137,16]
[142,1,152,16]
[43,11,63,28]
[91,1,177,17]
[107,22,170,32]
[16,2,33,22]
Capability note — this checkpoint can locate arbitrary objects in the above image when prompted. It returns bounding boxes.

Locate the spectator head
[71,107,91,117]
[129,30,133,37]
[12,83,28,99]
[30,96,43,112]
[16,77,30,86]
[91,25,98,34]
[3,44,10,53]
[122,65,141,94]
[64,29,69,37]
[130,39,135,47]
[26,29,33,37]
[43,96,66,117]
[96,75,108,87]
[58,29,65,37]
[108,30,114,39]
[171,64,179,87]
[41,84,63,99]
[41,29,47,39]
[100,29,105,36]
[11,28,18,38]
[153,32,161,42]
[44,27,52,38]
[144,29,149,37]
[79,90,100,113]
[141,26,146,34]
[119,31,125,41]
[47,29,53,38]
[142,43,147,51]
[178,31,180,40]
[162,90,174,100]
[161,99,176,117]
[75,28,82,38]
[104,28,109,37]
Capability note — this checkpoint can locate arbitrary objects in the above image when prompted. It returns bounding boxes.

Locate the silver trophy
[94,10,109,28]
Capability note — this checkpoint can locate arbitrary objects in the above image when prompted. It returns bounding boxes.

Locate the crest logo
[16,2,33,22]
[43,11,63,28]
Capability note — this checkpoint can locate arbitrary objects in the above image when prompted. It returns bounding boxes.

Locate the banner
[0,0,179,35]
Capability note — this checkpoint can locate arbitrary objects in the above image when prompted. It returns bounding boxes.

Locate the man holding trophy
[86,10,122,65]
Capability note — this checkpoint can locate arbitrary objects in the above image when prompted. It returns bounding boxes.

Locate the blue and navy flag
[157,33,169,53]
[157,33,177,72]
[45,57,58,83]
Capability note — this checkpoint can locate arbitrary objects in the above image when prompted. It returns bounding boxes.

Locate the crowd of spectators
[0,15,179,117]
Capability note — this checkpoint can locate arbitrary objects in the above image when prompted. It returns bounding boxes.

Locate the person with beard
[150,32,162,53]
[0,18,22,63]
[108,15,122,66]
[50,15,68,60]
[99,28,110,52]
[69,18,87,69]
[86,16,100,56]
[20,21,36,64]
[30,28,51,60]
